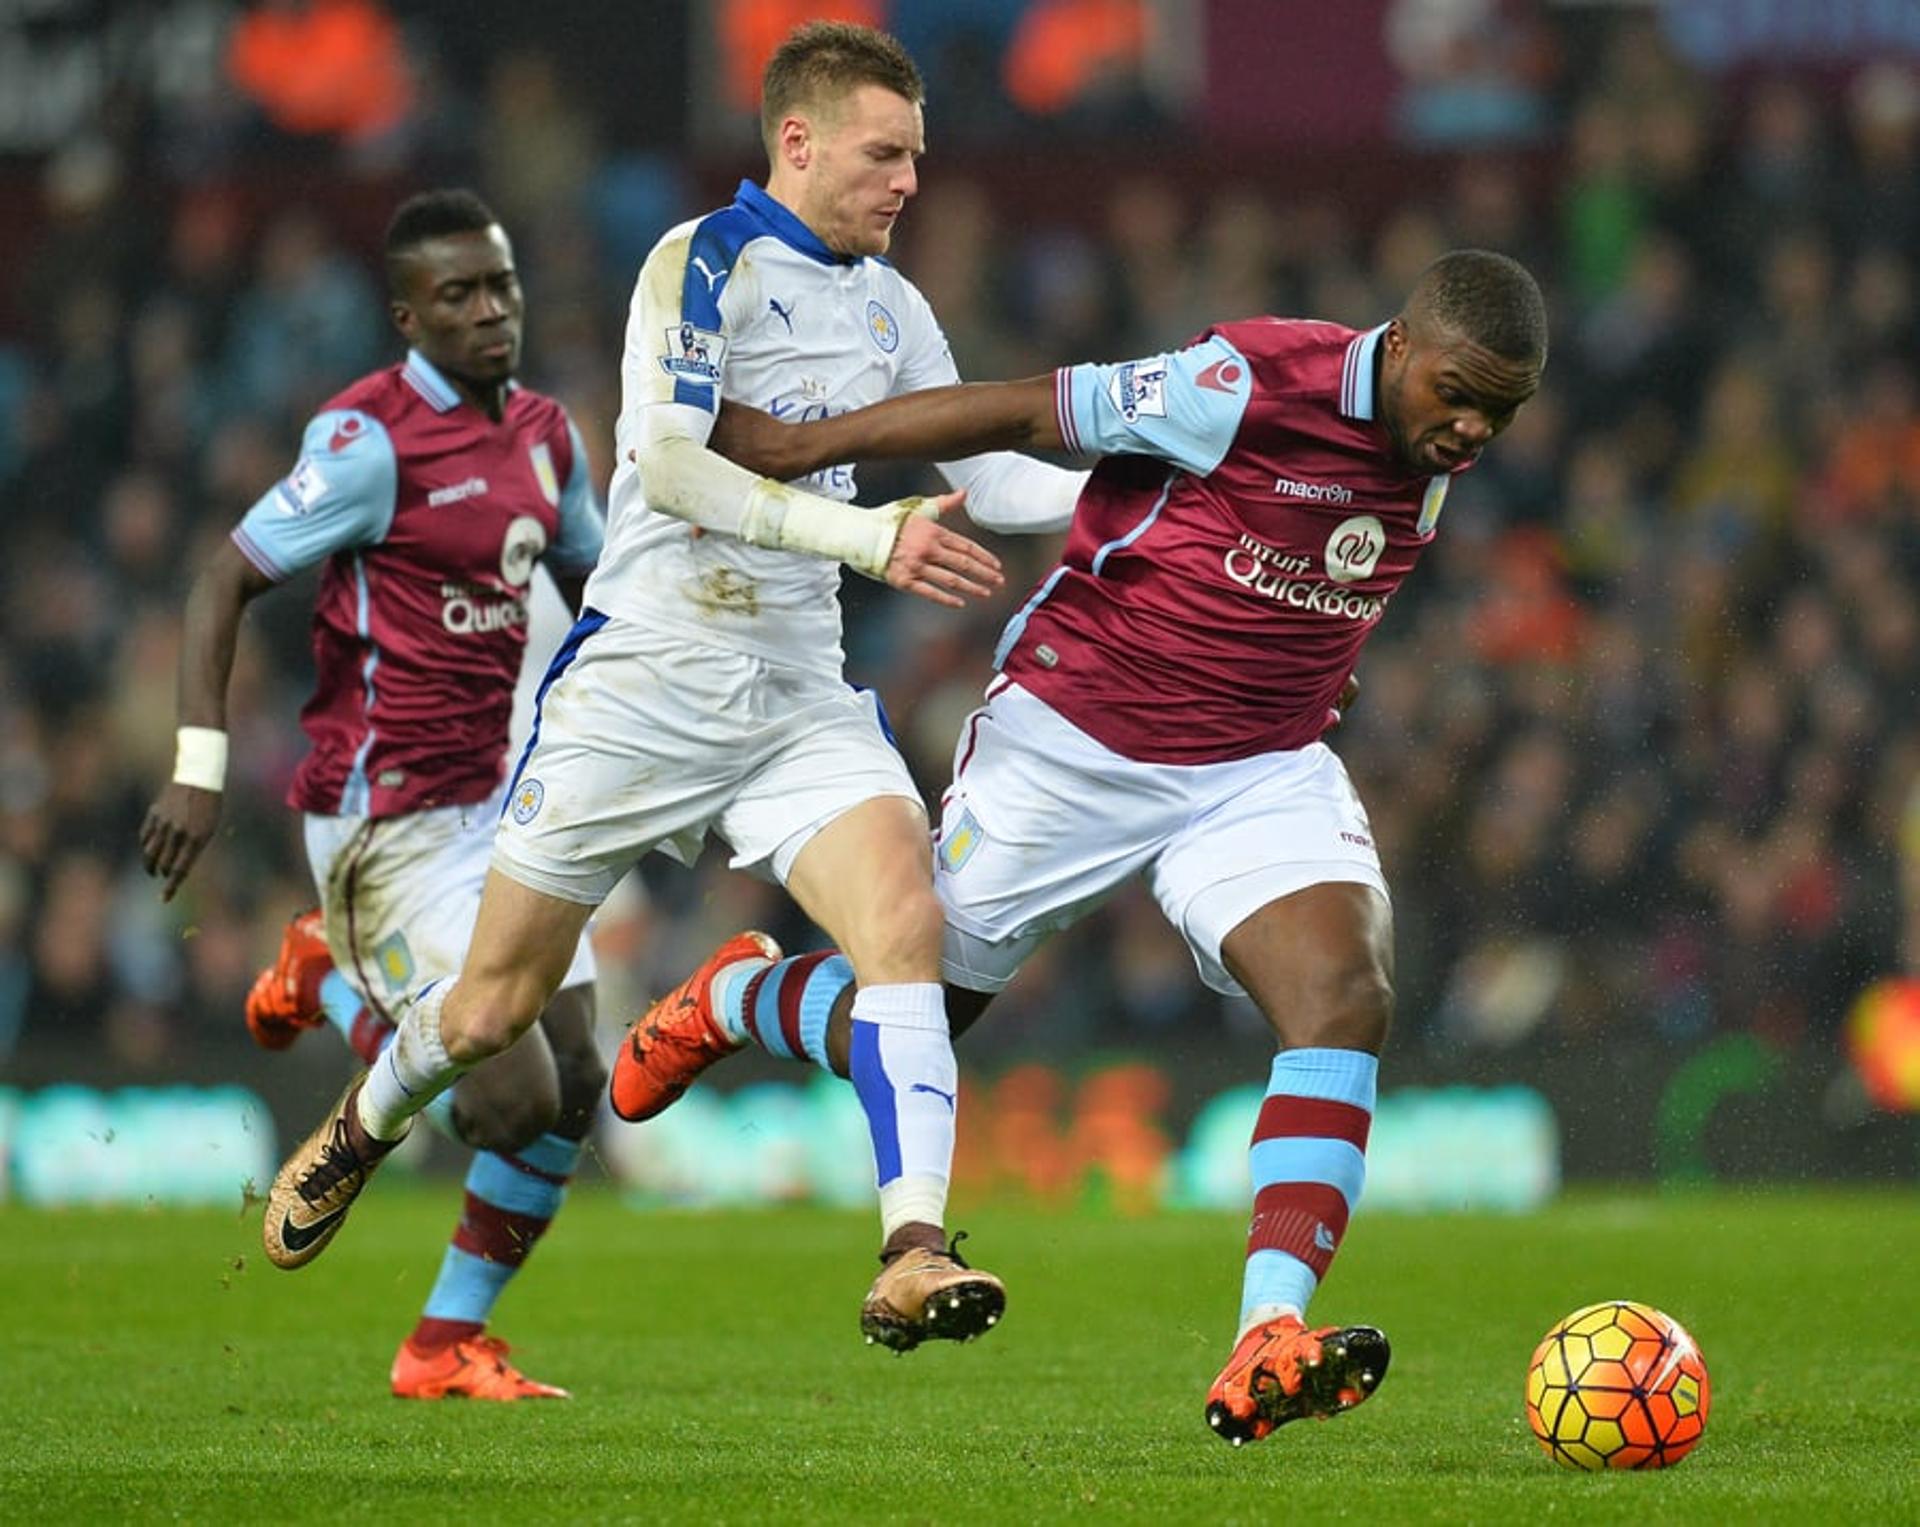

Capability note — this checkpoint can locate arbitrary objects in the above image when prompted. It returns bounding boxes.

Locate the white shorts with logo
[491,615,923,905]
[934,681,1388,998]
[304,782,597,1024]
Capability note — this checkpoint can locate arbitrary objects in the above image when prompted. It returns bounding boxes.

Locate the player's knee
[444,983,547,1062]
[549,1047,607,1140]
[846,882,945,983]
[1273,963,1394,1052]
[445,1009,525,1063]
[1321,964,1395,1050]
[453,1081,560,1156]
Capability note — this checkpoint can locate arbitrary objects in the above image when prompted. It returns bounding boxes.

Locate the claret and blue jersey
[1004,319,1460,766]
[232,350,605,818]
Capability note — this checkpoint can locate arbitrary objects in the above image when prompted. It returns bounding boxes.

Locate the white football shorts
[490,614,923,905]
[304,781,597,1025]
[933,680,1389,997]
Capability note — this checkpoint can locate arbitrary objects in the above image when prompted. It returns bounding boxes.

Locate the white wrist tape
[173,727,228,792]
[639,435,936,578]
[741,482,937,579]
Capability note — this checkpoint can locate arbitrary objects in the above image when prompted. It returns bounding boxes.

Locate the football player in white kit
[261,22,1087,1351]
[618,250,1550,1438]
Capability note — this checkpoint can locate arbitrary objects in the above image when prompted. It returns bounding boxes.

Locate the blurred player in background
[140,190,606,1400]
[621,249,1548,1440]
[260,22,1090,1353]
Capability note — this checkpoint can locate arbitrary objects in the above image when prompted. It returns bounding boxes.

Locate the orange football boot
[1204,1316,1391,1445]
[244,908,332,1051]
[609,931,781,1121]
[391,1334,570,1401]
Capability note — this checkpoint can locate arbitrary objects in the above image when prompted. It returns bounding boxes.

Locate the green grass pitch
[2,1186,1914,1522]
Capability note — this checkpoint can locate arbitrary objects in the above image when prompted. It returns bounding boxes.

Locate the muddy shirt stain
[690,565,760,618]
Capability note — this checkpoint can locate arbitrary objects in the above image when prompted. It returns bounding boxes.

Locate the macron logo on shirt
[1275,475,1354,505]
[428,477,489,508]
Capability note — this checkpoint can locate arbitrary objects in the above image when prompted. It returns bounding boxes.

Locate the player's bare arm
[710,375,1062,481]
[138,539,275,900]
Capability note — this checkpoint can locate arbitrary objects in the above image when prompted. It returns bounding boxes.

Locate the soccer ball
[1525,1300,1710,1470]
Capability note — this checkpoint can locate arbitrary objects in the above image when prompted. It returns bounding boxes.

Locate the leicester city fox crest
[511,777,545,824]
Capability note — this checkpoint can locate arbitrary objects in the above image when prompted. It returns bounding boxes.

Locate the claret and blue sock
[1237,1047,1377,1334]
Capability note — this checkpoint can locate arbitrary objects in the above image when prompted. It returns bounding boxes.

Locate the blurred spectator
[1559,97,1642,306]
[227,0,414,146]
[1386,0,1553,148]
[1002,0,1150,120]
[717,0,886,116]
[0,5,1912,1096]
[222,209,381,426]
[1838,62,1920,258]
[1103,177,1195,356]
[1671,355,1798,574]
[480,52,597,231]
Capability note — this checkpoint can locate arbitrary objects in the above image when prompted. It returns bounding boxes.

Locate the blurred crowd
[2,9,1916,1084]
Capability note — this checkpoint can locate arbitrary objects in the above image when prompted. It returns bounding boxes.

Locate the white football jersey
[587,180,965,677]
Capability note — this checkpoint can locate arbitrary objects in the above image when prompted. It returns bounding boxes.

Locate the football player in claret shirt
[255,22,1093,1353]
[140,190,607,1400]
[627,248,1548,1442]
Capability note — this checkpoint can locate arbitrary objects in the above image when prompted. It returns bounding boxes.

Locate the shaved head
[1405,249,1548,366]
[1378,250,1547,474]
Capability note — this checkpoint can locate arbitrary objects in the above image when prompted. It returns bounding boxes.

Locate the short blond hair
[760,21,924,155]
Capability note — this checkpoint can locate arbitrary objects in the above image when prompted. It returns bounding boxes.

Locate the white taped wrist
[639,435,938,578]
[173,727,228,792]
[758,491,931,578]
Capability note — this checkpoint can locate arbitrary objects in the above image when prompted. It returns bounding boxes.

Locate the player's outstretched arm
[138,541,274,901]
[710,377,1062,482]
[632,433,1003,606]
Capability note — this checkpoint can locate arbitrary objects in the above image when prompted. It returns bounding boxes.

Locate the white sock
[877,1175,948,1242]
[846,982,956,1241]
[357,980,466,1141]
[1238,1303,1306,1341]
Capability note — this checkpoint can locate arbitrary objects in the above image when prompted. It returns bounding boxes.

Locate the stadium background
[3,0,1919,1206]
